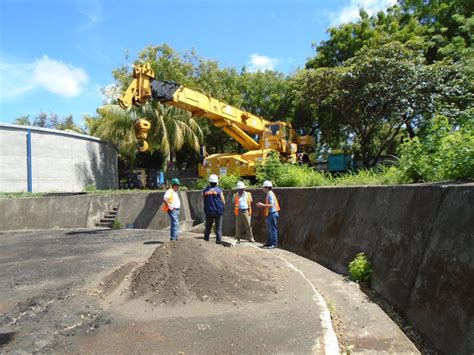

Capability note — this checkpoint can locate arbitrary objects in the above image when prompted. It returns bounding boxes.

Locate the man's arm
[257,193,272,208]
[163,190,174,210]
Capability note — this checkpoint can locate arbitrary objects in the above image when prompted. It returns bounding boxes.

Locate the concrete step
[95,205,119,228]
[96,223,113,228]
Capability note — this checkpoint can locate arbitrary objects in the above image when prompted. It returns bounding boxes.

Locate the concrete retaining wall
[0,191,190,231]
[1,185,472,353]
[188,185,473,354]
[0,124,118,192]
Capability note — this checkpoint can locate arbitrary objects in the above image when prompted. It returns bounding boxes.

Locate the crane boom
[150,80,263,151]
[117,63,314,177]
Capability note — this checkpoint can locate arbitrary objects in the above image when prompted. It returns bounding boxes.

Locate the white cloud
[247,53,279,72]
[32,56,89,97]
[330,0,397,26]
[0,56,89,100]
[77,0,105,31]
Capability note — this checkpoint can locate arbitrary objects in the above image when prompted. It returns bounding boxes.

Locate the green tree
[110,44,295,158]
[238,69,293,121]
[84,115,101,136]
[139,101,203,168]
[307,1,472,69]
[55,115,84,133]
[97,102,202,171]
[13,115,31,126]
[399,0,473,62]
[17,112,84,133]
[294,42,469,167]
[306,7,426,68]
[33,112,49,128]
[95,105,138,164]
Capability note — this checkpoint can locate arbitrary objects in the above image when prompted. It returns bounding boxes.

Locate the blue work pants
[266,212,279,246]
[168,209,180,240]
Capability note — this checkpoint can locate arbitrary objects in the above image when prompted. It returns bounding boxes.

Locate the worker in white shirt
[163,178,181,241]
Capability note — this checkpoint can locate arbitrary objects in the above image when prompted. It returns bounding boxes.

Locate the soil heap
[128,237,276,305]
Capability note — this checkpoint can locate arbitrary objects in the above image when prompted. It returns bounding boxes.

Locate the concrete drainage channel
[0,184,472,354]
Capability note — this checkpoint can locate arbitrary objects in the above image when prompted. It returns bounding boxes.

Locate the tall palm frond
[139,101,203,168]
[96,104,138,158]
[84,115,101,136]
[96,102,203,170]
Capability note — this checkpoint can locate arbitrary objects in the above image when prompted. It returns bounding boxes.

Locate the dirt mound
[129,237,275,305]
[98,261,138,296]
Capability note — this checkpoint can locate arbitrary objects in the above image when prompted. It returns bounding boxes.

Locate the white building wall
[0,124,118,192]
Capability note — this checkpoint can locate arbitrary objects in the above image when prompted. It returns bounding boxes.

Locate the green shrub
[331,166,405,186]
[113,219,122,229]
[397,116,474,182]
[276,164,327,187]
[84,184,97,193]
[255,151,283,184]
[348,252,372,283]
[193,178,208,190]
[193,175,250,190]
[218,174,241,189]
[397,136,434,182]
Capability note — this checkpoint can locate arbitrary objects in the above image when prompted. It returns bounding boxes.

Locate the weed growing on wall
[348,252,372,283]
[113,219,123,229]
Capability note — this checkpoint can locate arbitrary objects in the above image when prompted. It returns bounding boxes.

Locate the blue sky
[0,0,396,126]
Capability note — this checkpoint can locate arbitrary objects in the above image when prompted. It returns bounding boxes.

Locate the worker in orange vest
[257,180,280,249]
[233,181,255,244]
[163,178,181,241]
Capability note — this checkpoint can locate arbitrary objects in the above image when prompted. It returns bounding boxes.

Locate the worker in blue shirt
[257,180,280,249]
[203,174,226,244]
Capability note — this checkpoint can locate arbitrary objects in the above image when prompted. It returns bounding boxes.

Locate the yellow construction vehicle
[118,63,314,177]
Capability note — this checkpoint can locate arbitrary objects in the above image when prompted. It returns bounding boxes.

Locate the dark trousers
[204,214,223,243]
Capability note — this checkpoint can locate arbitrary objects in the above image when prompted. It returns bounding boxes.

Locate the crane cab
[262,122,297,157]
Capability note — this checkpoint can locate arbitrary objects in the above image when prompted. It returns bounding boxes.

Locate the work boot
[249,238,255,243]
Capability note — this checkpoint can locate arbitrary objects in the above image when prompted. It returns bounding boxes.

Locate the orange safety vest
[234,191,252,216]
[162,189,175,212]
[264,191,280,217]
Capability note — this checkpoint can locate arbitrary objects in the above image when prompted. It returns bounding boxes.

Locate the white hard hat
[236,181,245,189]
[262,180,273,187]
[208,174,219,183]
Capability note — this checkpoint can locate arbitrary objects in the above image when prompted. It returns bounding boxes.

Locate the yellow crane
[118,63,313,177]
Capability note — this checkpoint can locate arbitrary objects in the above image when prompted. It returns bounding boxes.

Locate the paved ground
[0,228,418,354]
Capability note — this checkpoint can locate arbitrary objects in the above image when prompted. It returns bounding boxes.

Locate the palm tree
[141,101,203,169]
[83,115,101,136]
[13,115,32,126]
[55,115,85,134]
[96,104,139,164]
[97,101,203,170]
